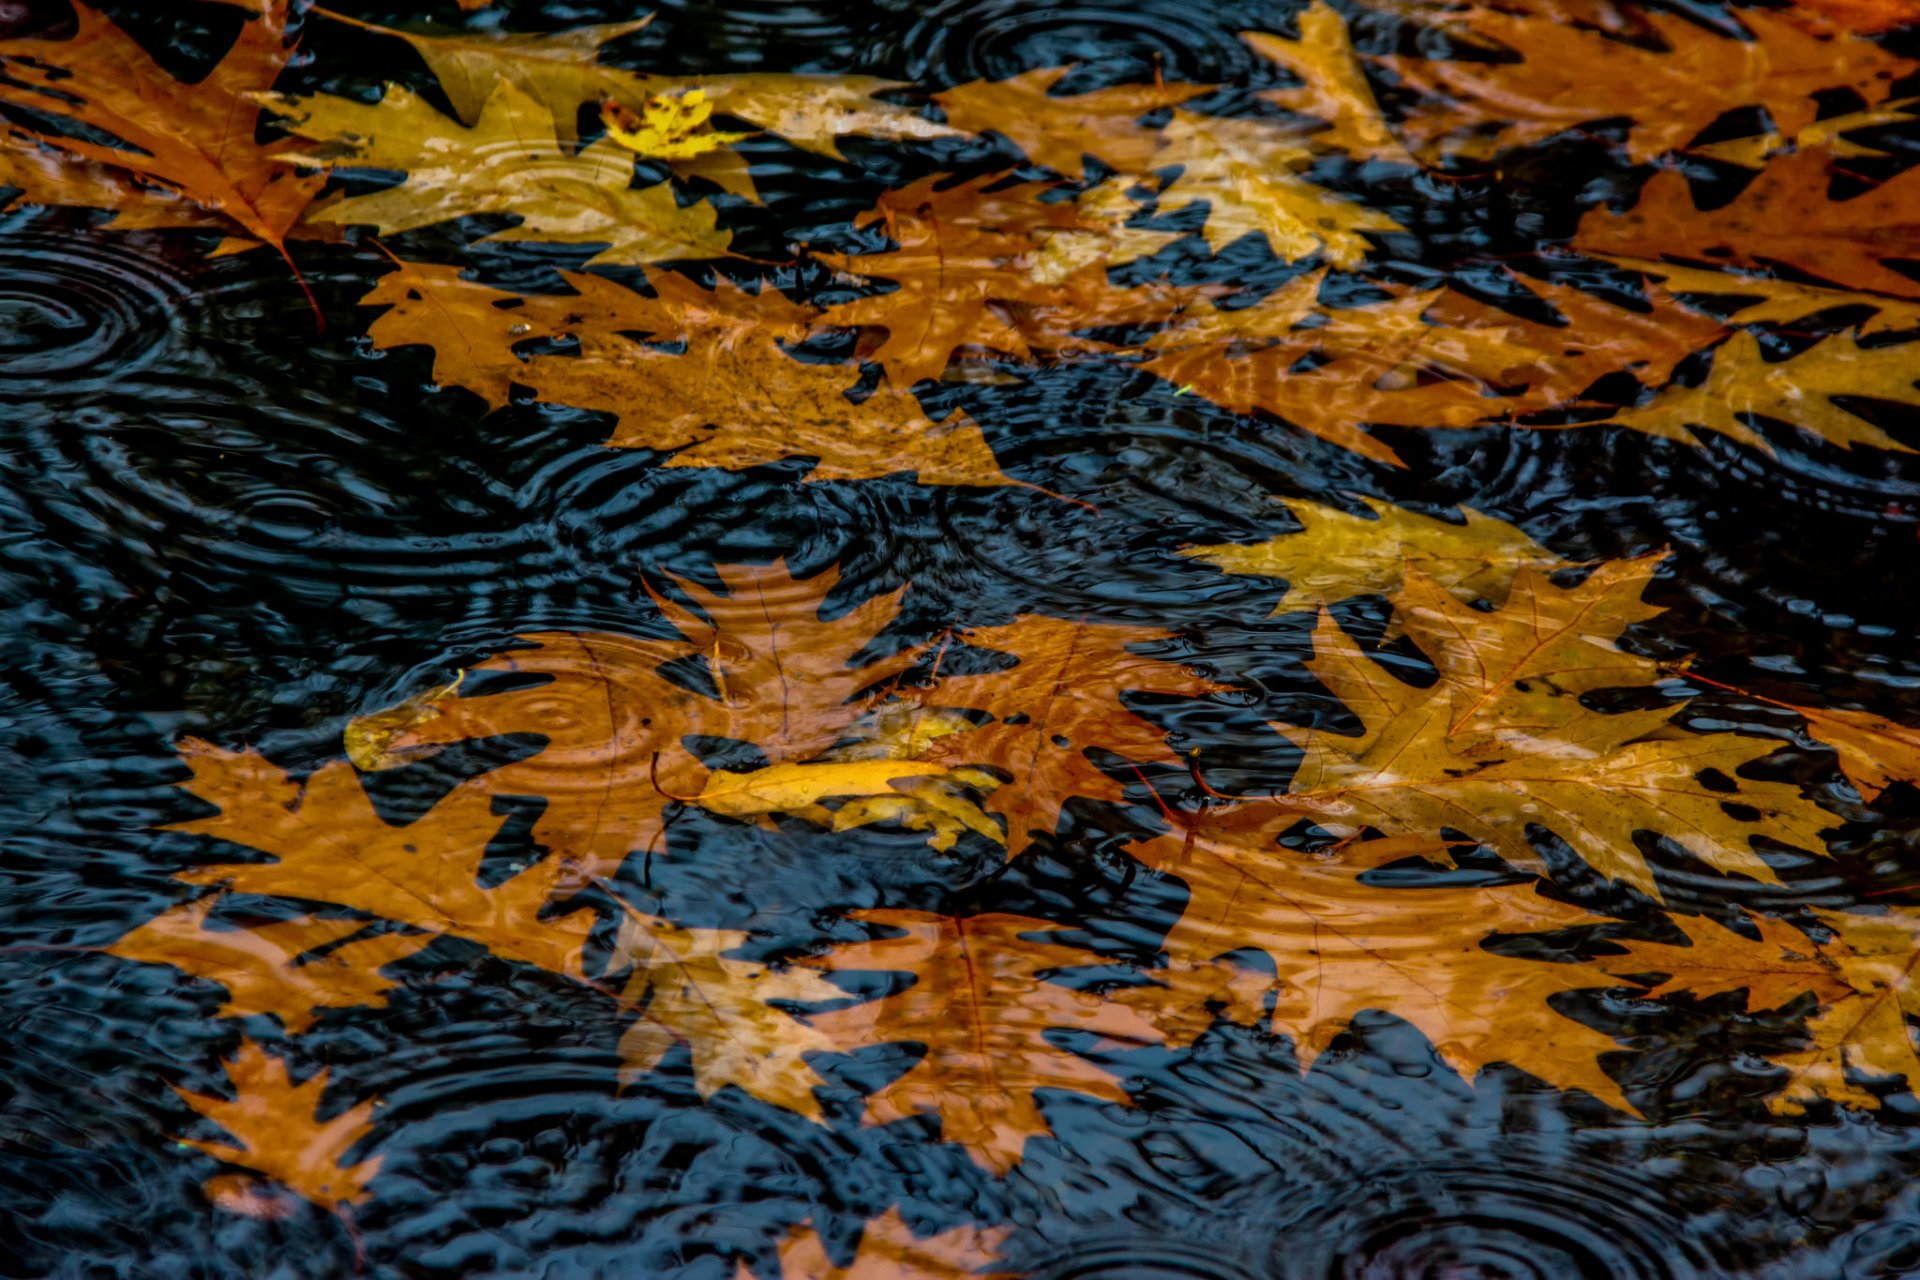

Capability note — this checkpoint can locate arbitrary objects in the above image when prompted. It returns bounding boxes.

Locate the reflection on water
[4,0,1920,1276]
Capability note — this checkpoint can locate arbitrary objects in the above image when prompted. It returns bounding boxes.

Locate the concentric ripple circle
[0,233,188,390]
[883,0,1258,86]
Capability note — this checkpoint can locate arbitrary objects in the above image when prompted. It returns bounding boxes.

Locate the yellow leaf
[600,89,755,160]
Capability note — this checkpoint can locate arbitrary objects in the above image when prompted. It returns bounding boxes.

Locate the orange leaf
[174,1039,380,1212]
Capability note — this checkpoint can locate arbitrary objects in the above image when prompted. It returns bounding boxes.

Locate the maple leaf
[359,261,1006,485]
[910,617,1225,859]
[1122,825,1640,1109]
[932,68,1208,179]
[744,1210,1012,1280]
[1575,148,1920,301]
[257,81,731,265]
[0,0,322,257]
[174,1038,381,1212]
[1183,495,1573,616]
[1275,557,1835,897]
[1243,2,1411,165]
[819,174,1216,386]
[1606,908,1920,1114]
[110,898,428,1034]
[811,910,1167,1172]
[1145,109,1402,267]
[1608,330,1918,454]
[1378,8,1910,164]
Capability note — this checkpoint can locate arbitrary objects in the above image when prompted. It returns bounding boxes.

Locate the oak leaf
[110,898,428,1034]
[1608,908,1920,1114]
[175,1039,381,1212]
[820,175,1216,385]
[1142,269,1726,466]
[614,910,852,1121]
[0,0,322,256]
[1689,96,1920,168]
[932,68,1208,179]
[258,80,731,265]
[1785,702,1920,803]
[1378,8,1910,164]
[1146,109,1402,267]
[908,617,1225,859]
[811,910,1168,1171]
[1276,557,1835,897]
[1183,496,1572,616]
[360,261,1005,485]
[601,89,754,161]
[1575,148,1920,301]
[1608,330,1917,454]
[747,1210,1012,1280]
[318,11,959,163]
[1600,258,1920,337]
[1243,2,1411,165]
[1123,825,1639,1109]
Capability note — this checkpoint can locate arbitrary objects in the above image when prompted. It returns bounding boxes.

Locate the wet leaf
[749,1210,1012,1280]
[1276,557,1836,897]
[0,0,322,255]
[174,1039,381,1212]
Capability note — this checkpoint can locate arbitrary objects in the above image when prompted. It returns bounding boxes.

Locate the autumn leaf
[174,1039,381,1212]
[1183,495,1573,616]
[932,68,1208,179]
[1790,703,1920,803]
[0,0,322,257]
[1141,268,1726,466]
[613,909,851,1121]
[1599,258,1920,337]
[1689,96,1920,168]
[601,90,755,161]
[110,898,428,1034]
[1274,557,1835,897]
[1145,109,1402,267]
[811,910,1167,1171]
[746,1210,1013,1280]
[819,174,1217,386]
[257,80,731,265]
[1122,824,1641,1109]
[1378,8,1911,164]
[360,261,1007,485]
[1244,2,1411,165]
[314,10,960,163]
[352,561,924,892]
[1576,148,1920,301]
[1607,908,1920,1114]
[907,616,1225,859]
[1608,330,1917,454]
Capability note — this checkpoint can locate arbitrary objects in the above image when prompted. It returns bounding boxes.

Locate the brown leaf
[1277,558,1835,897]
[913,617,1225,858]
[0,0,322,253]
[175,1039,381,1212]
[749,1210,1013,1280]
[1576,148,1920,300]
[811,910,1166,1172]
[933,68,1208,179]
[1379,8,1911,164]
[110,898,427,1034]
[1123,824,1639,1109]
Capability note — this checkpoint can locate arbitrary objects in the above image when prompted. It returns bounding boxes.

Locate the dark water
[4,1,1920,1277]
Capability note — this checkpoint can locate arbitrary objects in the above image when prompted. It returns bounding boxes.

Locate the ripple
[0,233,188,391]
[881,0,1258,87]
[1270,1162,1703,1280]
